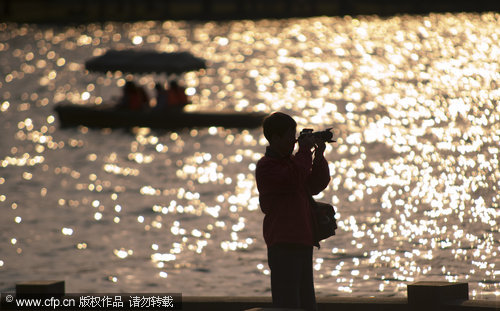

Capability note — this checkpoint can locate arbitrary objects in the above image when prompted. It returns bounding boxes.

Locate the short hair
[262,112,296,142]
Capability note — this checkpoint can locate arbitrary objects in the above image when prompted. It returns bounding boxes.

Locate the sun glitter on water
[0,13,498,298]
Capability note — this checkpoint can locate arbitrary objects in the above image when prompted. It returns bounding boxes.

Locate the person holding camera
[255,112,331,311]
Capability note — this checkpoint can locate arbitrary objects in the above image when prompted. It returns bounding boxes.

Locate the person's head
[124,81,136,92]
[169,80,179,89]
[263,112,297,157]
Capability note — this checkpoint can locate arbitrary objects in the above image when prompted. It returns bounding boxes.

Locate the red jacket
[167,88,188,107]
[256,146,330,248]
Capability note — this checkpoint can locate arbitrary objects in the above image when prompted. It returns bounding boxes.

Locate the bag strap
[305,186,321,248]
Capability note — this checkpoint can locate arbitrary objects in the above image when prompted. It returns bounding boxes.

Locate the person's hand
[315,141,326,155]
[298,134,315,151]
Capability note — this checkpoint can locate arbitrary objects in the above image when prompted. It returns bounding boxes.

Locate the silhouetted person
[255,112,330,311]
[136,84,150,110]
[116,81,149,111]
[115,81,134,110]
[152,82,168,111]
[166,80,188,111]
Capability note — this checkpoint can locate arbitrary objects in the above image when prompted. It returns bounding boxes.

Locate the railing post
[407,281,468,311]
[16,280,65,296]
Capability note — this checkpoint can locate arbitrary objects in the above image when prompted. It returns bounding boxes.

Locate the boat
[54,103,267,129]
[55,49,267,130]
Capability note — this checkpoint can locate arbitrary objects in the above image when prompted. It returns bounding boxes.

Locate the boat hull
[54,104,266,130]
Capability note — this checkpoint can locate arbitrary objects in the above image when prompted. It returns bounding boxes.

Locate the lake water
[0,13,498,299]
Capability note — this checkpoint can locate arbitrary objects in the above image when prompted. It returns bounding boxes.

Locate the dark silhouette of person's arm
[308,152,330,195]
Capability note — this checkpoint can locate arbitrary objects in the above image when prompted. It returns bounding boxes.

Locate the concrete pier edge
[9,280,499,311]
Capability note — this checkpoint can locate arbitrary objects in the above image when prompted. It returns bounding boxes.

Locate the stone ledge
[444,299,500,311]
[10,281,498,311]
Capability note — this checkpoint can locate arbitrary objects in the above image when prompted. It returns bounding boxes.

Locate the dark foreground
[8,280,499,311]
[1,0,499,23]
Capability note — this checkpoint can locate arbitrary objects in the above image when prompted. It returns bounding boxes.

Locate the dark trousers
[267,243,317,311]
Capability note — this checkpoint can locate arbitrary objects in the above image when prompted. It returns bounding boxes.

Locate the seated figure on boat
[167,80,189,111]
[116,81,150,111]
[152,82,169,111]
[152,80,189,113]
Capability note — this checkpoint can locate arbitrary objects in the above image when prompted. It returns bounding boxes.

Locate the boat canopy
[85,49,206,74]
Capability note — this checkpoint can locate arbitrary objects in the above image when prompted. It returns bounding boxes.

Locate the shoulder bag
[311,199,337,242]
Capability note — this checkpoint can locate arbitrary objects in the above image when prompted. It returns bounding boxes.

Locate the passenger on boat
[152,82,169,111]
[116,81,150,111]
[136,85,150,110]
[166,80,189,111]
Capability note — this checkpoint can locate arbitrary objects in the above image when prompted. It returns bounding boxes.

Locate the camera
[299,128,336,143]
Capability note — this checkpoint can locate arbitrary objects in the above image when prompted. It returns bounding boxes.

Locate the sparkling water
[0,13,498,299]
